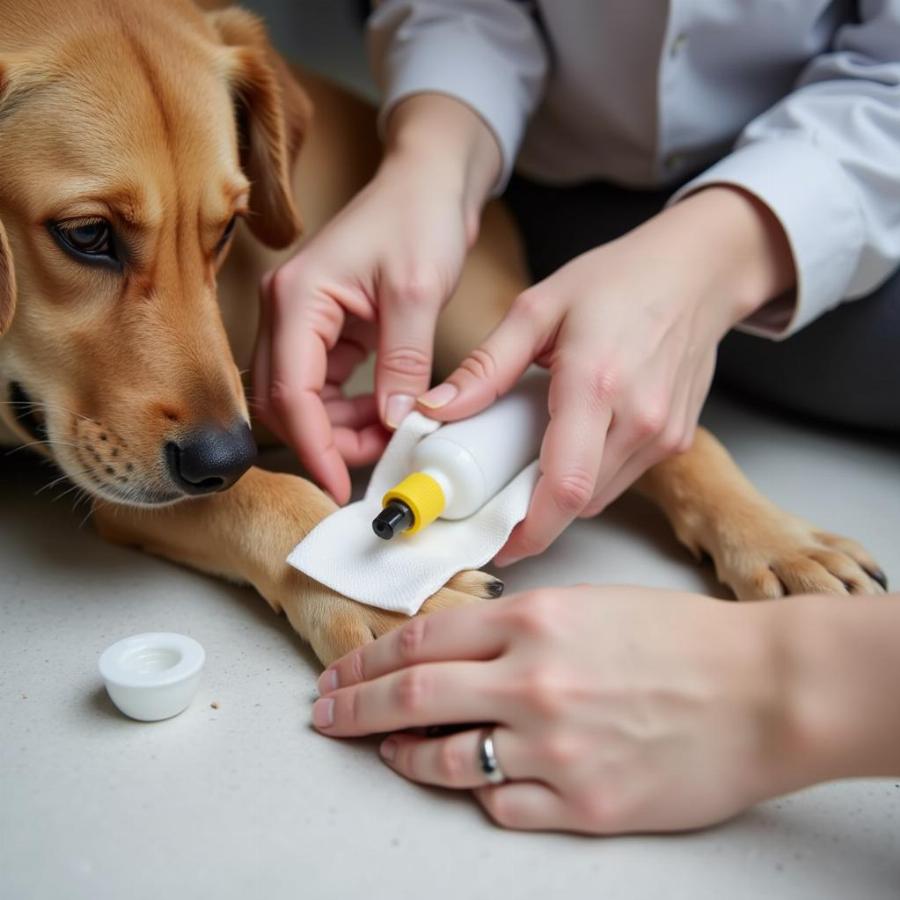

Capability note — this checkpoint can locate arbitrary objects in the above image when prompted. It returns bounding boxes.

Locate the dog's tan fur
[0,0,885,666]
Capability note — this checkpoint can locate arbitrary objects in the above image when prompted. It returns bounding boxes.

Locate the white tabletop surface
[2,389,899,900]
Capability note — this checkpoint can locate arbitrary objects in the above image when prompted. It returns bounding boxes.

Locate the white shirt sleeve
[670,0,900,338]
[367,0,549,192]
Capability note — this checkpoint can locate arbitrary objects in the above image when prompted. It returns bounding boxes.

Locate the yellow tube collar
[382,472,446,535]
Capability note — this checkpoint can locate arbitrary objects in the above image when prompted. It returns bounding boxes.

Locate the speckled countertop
[2,390,899,900]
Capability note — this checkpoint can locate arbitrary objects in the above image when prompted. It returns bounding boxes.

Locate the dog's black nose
[165,422,257,495]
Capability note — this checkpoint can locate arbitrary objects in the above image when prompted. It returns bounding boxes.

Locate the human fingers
[416,288,556,421]
[267,280,353,503]
[474,782,572,832]
[375,274,445,429]
[494,360,613,566]
[378,726,529,789]
[333,423,391,467]
[311,662,500,737]
[318,602,507,694]
[580,437,673,518]
[323,393,379,430]
[578,354,710,514]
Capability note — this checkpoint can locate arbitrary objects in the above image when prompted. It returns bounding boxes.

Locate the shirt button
[670,32,688,57]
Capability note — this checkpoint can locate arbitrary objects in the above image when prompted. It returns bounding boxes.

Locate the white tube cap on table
[98,632,205,722]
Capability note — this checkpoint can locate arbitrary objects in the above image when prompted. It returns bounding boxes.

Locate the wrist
[382,93,501,227]
[654,186,796,330]
[719,602,809,805]
[776,594,900,784]
[743,599,829,799]
[718,599,851,806]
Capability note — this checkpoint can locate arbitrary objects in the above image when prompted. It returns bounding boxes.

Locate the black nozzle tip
[372,500,414,541]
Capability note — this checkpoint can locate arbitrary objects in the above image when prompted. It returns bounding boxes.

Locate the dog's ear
[0,219,17,338]
[209,8,312,249]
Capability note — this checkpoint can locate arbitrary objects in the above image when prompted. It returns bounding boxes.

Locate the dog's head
[0,0,310,505]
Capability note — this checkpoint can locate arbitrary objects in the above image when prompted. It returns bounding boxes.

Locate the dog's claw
[444,570,504,599]
[865,567,889,591]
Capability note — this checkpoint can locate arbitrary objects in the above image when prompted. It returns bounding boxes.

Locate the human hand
[312,584,805,834]
[416,186,795,563]
[252,95,499,502]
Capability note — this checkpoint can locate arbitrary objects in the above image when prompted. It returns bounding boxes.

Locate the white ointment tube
[373,372,549,539]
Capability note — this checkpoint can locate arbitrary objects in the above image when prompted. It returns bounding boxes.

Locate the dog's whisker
[36,468,95,496]
[38,467,166,512]
[36,474,71,495]
[70,487,93,512]
[5,438,79,457]
[53,482,88,505]
[70,486,94,522]
[0,398,96,426]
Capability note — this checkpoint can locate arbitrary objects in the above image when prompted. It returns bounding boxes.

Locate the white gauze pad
[287,412,538,615]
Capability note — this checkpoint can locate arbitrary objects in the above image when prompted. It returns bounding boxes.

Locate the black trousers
[503,175,900,433]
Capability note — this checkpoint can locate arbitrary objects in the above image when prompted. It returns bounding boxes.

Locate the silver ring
[478,728,506,785]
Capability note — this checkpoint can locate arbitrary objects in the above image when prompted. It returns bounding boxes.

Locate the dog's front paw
[703,506,888,601]
[278,568,502,667]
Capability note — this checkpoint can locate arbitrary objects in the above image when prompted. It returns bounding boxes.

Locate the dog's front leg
[93,466,500,665]
[636,428,888,600]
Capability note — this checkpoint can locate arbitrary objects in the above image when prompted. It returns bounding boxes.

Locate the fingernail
[417,382,458,410]
[312,698,335,728]
[386,393,415,429]
[380,738,397,762]
[317,668,338,695]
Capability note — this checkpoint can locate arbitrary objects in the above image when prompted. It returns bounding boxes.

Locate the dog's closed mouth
[8,382,47,443]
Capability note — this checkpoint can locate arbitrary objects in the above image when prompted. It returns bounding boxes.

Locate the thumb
[417,299,546,421]
[376,277,445,430]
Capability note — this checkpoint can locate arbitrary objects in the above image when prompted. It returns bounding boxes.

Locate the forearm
[381,93,501,228]
[778,593,900,784]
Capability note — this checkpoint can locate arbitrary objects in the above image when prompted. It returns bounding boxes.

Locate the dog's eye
[50,220,119,269]
[215,216,238,255]
[64,222,111,254]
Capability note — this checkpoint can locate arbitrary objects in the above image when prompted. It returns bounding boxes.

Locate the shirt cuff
[668,138,865,339]
[370,24,536,194]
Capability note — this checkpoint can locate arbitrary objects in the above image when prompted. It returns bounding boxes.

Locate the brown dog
[0,0,886,666]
